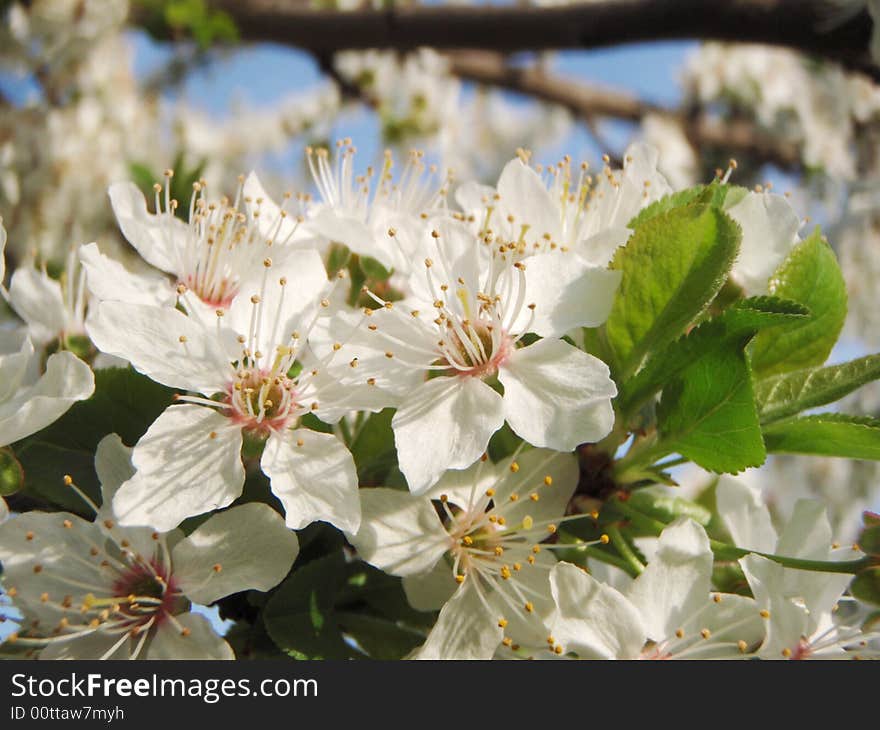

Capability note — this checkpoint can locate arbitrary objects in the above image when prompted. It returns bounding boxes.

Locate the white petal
[95,433,135,504]
[392,376,505,495]
[741,553,808,658]
[716,476,777,553]
[627,519,713,641]
[309,208,397,268]
[0,511,114,627]
[403,559,458,611]
[499,338,616,451]
[79,242,173,307]
[575,226,631,269]
[0,497,8,524]
[40,631,132,660]
[86,301,231,395]
[0,350,94,447]
[0,329,35,402]
[489,448,579,527]
[454,180,496,217]
[108,181,184,274]
[224,248,328,359]
[310,306,434,396]
[514,252,621,337]
[261,428,361,533]
[550,562,646,659]
[348,487,449,577]
[146,613,234,660]
[172,502,299,605]
[112,405,244,531]
[8,267,66,344]
[725,191,800,296]
[775,500,850,627]
[496,158,562,245]
[411,580,503,659]
[243,172,315,247]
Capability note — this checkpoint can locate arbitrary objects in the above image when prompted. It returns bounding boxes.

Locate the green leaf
[627,182,741,229]
[11,367,176,514]
[264,555,435,660]
[626,487,712,527]
[748,228,847,378]
[756,354,880,424]
[606,203,741,377]
[336,612,426,660]
[349,409,398,486]
[618,296,808,415]
[762,414,880,460]
[359,255,392,281]
[0,448,23,497]
[263,552,356,660]
[851,568,880,607]
[656,344,766,473]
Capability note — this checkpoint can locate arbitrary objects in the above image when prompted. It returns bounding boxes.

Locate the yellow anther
[524,602,534,613]
[25,531,34,541]
[502,637,513,647]
[509,462,519,473]
[713,594,722,604]
[522,516,533,530]
[494,546,504,556]
[700,629,711,640]
[498,619,508,628]
[509,494,519,502]
[213,563,222,573]
[529,493,539,502]
[500,566,512,580]
[63,475,73,486]
[513,563,522,571]
[485,488,495,497]
[527,555,536,565]
[737,640,748,653]
[455,575,465,584]
[532,545,541,554]
[554,645,564,655]
[782,648,792,658]
[675,628,685,639]
[760,610,771,619]
[600,534,610,544]
[544,475,553,486]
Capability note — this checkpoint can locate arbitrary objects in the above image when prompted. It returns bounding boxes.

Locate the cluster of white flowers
[1,130,876,660]
[683,43,880,180]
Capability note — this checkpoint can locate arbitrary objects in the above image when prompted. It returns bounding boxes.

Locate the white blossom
[0,434,299,659]
[317,218,619,493]
[349,448,581,659]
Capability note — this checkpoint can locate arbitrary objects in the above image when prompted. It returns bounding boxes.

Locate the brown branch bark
[446,51,802,169]
[199,0,878,81]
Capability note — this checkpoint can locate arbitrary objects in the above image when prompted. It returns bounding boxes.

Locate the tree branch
[446,51,802,169]
[198,0,877,80]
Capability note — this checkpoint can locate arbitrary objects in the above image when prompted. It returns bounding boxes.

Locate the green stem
[614,498,872,575]
[612,438,673,483]
[606,525,645,575]
[557,538,640,578]
[709,540,871,574]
